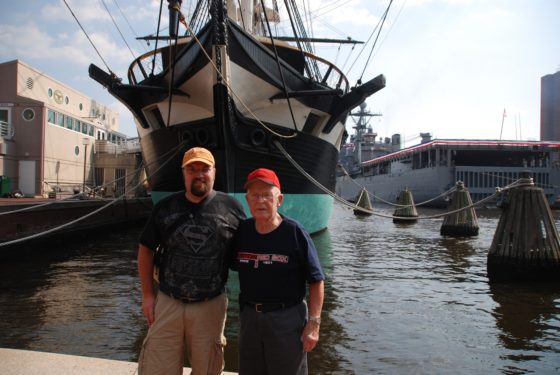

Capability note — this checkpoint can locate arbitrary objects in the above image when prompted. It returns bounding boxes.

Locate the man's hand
[142,293,156,327]
[302,320,320,352]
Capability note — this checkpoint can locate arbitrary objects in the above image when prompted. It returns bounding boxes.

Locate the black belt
[242,300,301,313]
[165,289,223,304]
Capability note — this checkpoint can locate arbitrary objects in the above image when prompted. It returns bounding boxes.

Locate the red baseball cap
[244,168,281,190]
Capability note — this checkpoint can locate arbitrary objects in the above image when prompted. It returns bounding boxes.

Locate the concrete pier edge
[0,348,237,375]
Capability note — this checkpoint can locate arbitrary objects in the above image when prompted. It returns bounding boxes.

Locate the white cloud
[42,0,110,23]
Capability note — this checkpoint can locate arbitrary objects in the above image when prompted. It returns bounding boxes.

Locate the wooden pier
[0,197,152,249]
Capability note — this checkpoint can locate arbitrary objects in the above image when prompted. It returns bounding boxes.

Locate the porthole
[22,108,35,121]
[48,88,53,97]
[75,146,80,156]
[79,103,83,111]
[65,96,69,105]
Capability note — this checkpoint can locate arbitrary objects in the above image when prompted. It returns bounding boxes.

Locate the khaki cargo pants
[138,292,228,375]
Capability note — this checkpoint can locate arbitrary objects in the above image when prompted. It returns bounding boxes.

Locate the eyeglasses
[185,166,213,175]
[247,192,275,202]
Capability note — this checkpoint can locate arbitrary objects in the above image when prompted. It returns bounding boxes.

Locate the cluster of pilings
[487,172,560,281]
[393,189,418,224]
[353,187,373,217]
[440,181,479,236]
[354,170,560,282]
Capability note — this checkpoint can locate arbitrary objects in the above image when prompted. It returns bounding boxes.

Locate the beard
[190,179,209,197]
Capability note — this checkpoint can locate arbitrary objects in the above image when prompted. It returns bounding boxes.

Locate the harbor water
[1,203,560,374]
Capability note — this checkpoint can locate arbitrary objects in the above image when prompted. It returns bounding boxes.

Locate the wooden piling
[440,181,479,236]
[393,188,418,223]
[353,187,373,216]
[487,173,560,281]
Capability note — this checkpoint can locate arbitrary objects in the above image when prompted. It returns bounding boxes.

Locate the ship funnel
[420,133,432,144]
[168,0,183,38]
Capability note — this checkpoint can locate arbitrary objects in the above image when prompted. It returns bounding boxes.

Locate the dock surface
[0,348,237,375]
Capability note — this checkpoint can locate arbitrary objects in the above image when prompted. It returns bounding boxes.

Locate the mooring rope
[0,142,184,247]
[273,140,531,220]
[337,164,458,207]
[0,143,180,217]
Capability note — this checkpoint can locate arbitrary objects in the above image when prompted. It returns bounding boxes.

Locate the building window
[74,119,80,132]
[79,103,83,111]
[65,116,73,129]
[89,126,94,136]
[75,146,80,156]
[48,88,53,97]
[65,96,69,105]
[22,108,35,121]
[82,123,88,134]
[47,109,56,124]
[56,113,64,127]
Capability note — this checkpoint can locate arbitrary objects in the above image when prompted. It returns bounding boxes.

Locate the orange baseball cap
[182,147,215,167]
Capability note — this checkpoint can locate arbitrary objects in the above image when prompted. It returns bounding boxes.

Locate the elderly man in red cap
[232,168,325,375]
[137,147,245,375]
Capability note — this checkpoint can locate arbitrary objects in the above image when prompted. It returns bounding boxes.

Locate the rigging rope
[260,0,300,132]
[62,0,113,74]
[150,0,165,77]
[99,0,136,59]
[180,11,297,139]
[357,0,393,84]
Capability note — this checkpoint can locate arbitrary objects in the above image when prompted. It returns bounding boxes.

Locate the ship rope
[0,143,185,247]
[150,0,165,76]
[0,144,177,217]
[260,0,300,132]
[180,11,297,139]
[273,140,523,220]
[100,0,136,59]
[62,0,114,75]
[338,164,458,207]
[345,0,392,79]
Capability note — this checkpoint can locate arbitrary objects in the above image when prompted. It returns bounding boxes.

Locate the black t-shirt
[140,190,246,300]
[233,216,324,304]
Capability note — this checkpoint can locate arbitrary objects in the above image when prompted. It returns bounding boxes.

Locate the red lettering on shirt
[238,252,289,268]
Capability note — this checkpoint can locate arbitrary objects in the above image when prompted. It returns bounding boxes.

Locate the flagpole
[499,108,506,140]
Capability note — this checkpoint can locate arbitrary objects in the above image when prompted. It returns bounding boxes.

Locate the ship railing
[128,46,167,84]
[302,50,349,92]
[128,39,349,93]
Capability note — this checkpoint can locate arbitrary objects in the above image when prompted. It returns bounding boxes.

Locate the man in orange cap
[232,168,324,375]
[137,147,245,375]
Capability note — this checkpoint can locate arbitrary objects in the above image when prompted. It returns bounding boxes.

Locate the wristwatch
[308,316,321,325]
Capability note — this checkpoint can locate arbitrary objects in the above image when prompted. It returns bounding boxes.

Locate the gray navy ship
[337,103,560,207]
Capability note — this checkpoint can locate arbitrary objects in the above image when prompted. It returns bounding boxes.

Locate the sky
[1,0,559,146]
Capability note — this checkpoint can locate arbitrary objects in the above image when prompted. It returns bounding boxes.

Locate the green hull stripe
[150,191,333,234]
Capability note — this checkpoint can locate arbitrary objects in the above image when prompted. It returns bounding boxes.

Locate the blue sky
[1,0,559,144]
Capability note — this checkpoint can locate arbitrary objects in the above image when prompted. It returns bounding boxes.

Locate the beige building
[0,59,143,198]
